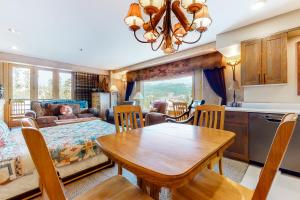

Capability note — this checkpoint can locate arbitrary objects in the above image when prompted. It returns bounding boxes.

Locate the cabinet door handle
[264,73,266,84]
[258,74,261,84]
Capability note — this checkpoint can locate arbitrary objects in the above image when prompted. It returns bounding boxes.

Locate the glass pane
[12,67,30,99]
[59,72,72,99]
[143,76,193,110]
[38,70,53,99]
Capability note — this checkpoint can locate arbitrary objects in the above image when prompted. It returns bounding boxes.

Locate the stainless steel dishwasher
[249,113,283,164]
[249,112,300,175]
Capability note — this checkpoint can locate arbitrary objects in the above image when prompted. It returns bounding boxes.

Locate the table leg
[137,178,161,200]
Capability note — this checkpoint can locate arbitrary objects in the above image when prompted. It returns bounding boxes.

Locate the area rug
[33,158,249,200]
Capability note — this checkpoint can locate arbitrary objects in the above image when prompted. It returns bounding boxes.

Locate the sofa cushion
[31,101,45,117]
[48,104,80,116]
[36,116,58,124]
[77,113,95,118]
[58,114,77,120]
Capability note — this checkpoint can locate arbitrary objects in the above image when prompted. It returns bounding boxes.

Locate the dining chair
[173,102,188,121]
[173,113,298,200]
[113,105,144,174]
[21,118,39,129]
[193,104,225,174]
[22,126,152,200]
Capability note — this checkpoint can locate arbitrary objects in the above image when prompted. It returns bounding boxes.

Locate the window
[12,66,30,99]
[38,70,53,99]
[143,76,193,109]
[59,72,72,99]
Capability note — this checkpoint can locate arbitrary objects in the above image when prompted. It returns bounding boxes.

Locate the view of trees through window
[12,67,30,99]
[143,76,193,109]
[38,70,53,99]
[59,72,72,99]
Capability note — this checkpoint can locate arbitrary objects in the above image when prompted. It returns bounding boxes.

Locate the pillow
[0,120,9,147]
[31,102,45,118]
[60,105,73,115]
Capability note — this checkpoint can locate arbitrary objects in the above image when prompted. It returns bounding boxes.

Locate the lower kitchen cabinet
[224,111,249,162]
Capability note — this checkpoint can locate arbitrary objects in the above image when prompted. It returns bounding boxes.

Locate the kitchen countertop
[225,103,300,114]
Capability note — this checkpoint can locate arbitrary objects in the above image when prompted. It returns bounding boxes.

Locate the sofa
[25,100,98,128]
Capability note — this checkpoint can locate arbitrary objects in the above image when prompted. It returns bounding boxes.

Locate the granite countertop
[225,103,300,114]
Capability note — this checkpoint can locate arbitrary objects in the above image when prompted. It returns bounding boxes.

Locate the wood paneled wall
[298,42,300,95]
[127,52,223,82]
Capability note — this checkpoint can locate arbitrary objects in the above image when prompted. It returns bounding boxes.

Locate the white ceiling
[0,0,300,70]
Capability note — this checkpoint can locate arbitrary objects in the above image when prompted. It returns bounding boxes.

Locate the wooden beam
[127,52,223,82]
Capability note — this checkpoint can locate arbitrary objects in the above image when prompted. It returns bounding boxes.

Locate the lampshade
[110,85,119,92]
[194,5,212,32]
[125,3,144,31]
[181,0,206,13]
[139,0,165,15]
[162,35,175,54]
[144,29,159,43]
[173,23,187,37]
[133,92,144,100]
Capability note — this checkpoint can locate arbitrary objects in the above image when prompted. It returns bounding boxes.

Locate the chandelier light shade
[144,29,159,42]
[181,0,206,13]
[124,3,144,31]
[125,0,212,54]
[139,0,165,15]
[194,5,212,32]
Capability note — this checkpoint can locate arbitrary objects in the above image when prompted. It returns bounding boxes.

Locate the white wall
[217,9,300,57]
[244,36,300,103]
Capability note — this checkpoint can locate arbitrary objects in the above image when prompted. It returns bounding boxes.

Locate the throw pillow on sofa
[60,105,73,115]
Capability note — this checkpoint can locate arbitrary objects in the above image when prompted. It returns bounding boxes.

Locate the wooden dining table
[97,123,235,200]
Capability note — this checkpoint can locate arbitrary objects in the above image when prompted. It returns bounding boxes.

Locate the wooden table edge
[97,132,236,188]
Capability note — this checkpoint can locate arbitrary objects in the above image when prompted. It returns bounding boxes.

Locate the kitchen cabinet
[241,33,287,85]
[224,111,249,162]
[241,39,262,85]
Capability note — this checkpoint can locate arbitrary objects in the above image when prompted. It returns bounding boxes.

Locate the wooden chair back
[22,127,66,200]
[193,105,225,129]
[21,118,39,129]
[10,99,26,116]
[114,105,144,133]
[173,102,188,121]
[252,113,298,200]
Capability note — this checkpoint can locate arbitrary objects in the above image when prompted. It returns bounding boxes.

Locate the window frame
[141,75,195,110]
[58,71,73,100]
[9,63,73,101]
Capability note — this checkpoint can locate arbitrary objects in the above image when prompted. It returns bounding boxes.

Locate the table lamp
[132,92,144,106]
[227,57,241,107]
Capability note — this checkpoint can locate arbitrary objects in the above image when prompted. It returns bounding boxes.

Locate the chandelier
[124,0,212,54]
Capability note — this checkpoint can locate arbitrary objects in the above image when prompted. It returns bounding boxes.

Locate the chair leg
[118,164,123,175]
[218,157,223,175]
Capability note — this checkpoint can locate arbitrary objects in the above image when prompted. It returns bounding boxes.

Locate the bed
[0,119,116,200]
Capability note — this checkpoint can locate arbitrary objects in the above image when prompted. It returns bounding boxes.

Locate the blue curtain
[125,81,135,101]
[203,67,227,105]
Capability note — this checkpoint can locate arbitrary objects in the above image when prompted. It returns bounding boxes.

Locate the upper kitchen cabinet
[262,33,287,84]
[241,33,287,86]
[241,39,262,85]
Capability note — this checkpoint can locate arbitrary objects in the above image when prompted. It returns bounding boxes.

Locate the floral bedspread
[0,120,115,182]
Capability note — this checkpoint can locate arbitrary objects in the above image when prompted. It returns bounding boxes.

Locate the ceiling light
[8,28,20,34]
[252,0,266,10]
[11,46,18,50]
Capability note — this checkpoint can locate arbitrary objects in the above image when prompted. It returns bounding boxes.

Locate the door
[262,33,287,84]
[241,39,262,85]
